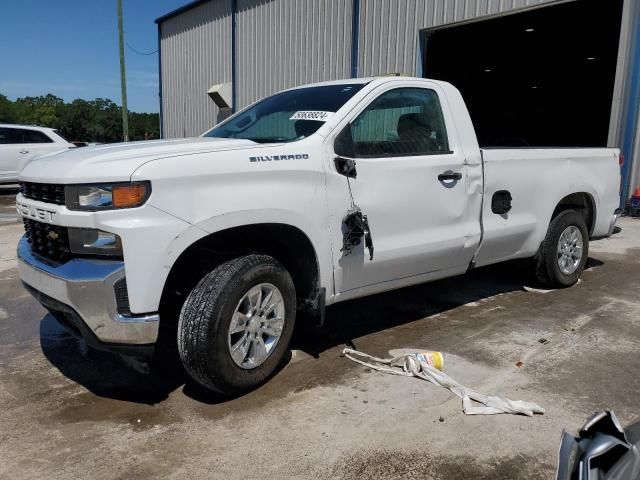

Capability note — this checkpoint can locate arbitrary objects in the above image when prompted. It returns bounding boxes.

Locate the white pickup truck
[16,77,621,394]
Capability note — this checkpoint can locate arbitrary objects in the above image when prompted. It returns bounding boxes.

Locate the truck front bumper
[17,236,159,359]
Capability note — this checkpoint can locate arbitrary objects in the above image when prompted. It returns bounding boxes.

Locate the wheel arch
[158,222,324,341]
[550,191,597,236]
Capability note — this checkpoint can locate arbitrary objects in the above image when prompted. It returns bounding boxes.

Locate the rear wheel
[536,209,589,288]
[178,254,296,395]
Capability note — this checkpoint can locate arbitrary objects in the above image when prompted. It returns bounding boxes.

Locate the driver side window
[351,88,449,158]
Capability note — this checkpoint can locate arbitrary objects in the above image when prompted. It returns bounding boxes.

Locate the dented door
[329,84,482,296]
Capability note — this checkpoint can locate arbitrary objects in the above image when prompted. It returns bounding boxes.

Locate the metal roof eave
[155,0,212,24]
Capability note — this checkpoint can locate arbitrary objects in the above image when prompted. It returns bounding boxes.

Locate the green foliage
[0,93,159,143]
[0,94,17,123]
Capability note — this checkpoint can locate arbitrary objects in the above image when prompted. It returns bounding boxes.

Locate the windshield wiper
[245,137,288,144]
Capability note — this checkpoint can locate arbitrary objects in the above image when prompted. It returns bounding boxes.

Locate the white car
[15,77,621,395]
[0,124,74,184]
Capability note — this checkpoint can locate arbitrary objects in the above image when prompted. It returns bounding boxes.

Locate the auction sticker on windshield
[290,111,334,121]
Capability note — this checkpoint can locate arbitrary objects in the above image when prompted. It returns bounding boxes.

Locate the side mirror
[334,124,356,158]
[335,157,357,178]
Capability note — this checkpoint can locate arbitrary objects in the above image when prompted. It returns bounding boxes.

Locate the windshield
[205,84,366,143]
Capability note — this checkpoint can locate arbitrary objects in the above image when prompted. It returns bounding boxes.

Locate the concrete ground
[1,184,639,479]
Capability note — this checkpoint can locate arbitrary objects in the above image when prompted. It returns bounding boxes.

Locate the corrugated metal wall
[358,0,564,77]
[235,0,353,109]
[160,0,232,138]
[158,0,567,136]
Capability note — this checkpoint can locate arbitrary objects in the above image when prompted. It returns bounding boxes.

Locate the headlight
[65,181,150,211]
[68,228,123,257]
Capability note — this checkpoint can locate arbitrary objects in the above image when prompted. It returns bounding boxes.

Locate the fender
[159,208,335,302]
[518,187,600,260]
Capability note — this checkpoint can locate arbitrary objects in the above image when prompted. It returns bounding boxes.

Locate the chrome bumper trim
[17,236,159,344]
[607,208,623,237]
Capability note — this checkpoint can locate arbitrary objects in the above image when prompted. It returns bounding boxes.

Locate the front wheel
[536,209,589,288]
[178,254,296,395]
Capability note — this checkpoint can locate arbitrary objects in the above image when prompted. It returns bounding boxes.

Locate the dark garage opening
[423,0,624,147]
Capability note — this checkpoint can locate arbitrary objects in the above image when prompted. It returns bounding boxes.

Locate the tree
[130,112,160,140]
[0,93,159,143]
[13,94,64,128]
[0,94,16,123]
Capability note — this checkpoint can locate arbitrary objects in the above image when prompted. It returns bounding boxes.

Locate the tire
[178,254,296,395]
[535,209,589,288]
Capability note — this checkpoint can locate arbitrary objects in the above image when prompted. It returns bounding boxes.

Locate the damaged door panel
[329,84,483,295]
[341,207,374,260]
[335,123,374,261]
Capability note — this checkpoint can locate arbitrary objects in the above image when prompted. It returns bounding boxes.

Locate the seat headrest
[397,113,430,136]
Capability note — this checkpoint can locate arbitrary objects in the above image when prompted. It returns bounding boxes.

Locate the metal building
[156,0,640,201]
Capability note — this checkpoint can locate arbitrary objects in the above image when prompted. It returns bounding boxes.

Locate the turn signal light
[113,183,149,208]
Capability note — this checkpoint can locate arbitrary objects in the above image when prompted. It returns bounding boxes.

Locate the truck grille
[20,182,66,205]
[23,218,71,262]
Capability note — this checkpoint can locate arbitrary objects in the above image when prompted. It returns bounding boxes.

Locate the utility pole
[117,0,129,142]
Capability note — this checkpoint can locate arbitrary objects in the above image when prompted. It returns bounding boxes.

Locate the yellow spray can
[415,351,444,371]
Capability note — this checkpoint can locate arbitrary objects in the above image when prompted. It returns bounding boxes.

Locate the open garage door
[423,0,624,148]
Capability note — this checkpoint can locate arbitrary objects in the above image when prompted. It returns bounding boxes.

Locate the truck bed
[474,147,620,267]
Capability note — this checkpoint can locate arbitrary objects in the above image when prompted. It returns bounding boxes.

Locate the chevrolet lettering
[16,201,57,223]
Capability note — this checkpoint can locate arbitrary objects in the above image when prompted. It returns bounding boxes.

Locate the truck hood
[18,137,259,184]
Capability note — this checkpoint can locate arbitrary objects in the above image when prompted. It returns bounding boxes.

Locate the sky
[0,0,188,113]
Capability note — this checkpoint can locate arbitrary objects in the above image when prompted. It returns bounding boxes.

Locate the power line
[126,42,158,56]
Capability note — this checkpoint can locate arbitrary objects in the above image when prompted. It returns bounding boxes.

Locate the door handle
[438,171,462,182]
[19,150,29,154]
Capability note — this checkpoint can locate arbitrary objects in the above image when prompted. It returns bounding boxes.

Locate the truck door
[329,84,482,295]
[0,127,25,180]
